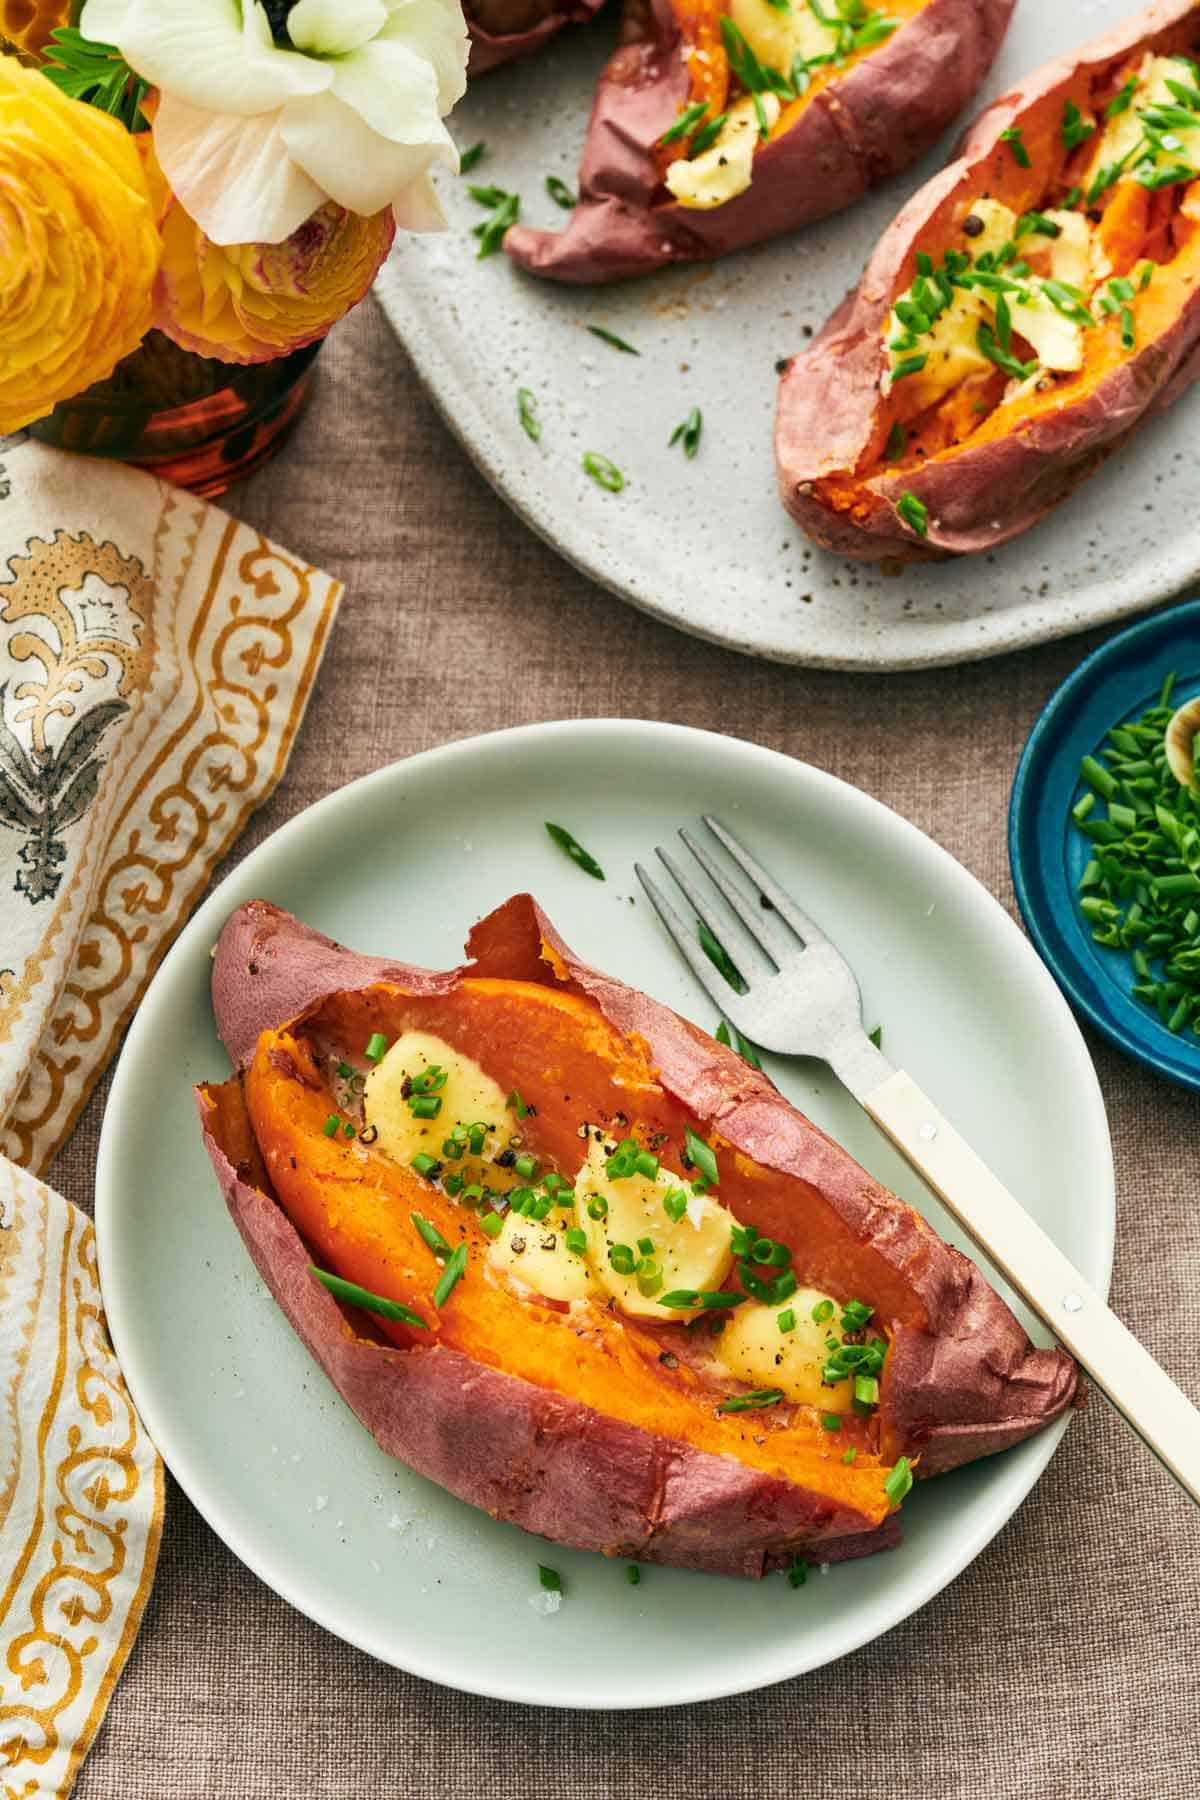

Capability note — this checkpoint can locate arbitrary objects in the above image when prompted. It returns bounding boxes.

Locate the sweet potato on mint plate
[197,893,1078,1579]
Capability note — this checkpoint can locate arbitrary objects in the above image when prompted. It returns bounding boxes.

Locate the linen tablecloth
[57,297,1200,1800]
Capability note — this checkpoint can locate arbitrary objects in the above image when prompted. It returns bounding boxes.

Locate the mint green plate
[95,722,1113,1706]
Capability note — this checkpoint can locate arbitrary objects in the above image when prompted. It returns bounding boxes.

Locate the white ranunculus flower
[79,0,469,245]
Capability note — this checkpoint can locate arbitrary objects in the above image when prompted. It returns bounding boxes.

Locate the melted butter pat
[574,1136,736,1320]
[363,1031,516,1183]
[885,197,1090,411]
[715,1287,854,1411]
[488,1205,596,1303]
[1087,55,1200,189]
[726,0,838,81]
[665,94,780,211]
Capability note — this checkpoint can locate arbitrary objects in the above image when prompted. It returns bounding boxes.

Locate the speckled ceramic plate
[374,0,1199,671]
[96,722,1113,1705]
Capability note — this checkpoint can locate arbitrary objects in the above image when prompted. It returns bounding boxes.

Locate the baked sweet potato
[467,0,606,75]
[503,0,1016,283]
[196,896,1077,1578]
[776,0,1200,560]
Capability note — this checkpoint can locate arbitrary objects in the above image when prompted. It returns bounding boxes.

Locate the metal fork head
[635,816,892,1098]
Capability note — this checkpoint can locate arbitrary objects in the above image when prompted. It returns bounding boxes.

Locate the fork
[636,816,1200,1509]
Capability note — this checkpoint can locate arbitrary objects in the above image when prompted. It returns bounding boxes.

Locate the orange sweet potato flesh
[198,896,1079,1575]
[245,985,889,1518]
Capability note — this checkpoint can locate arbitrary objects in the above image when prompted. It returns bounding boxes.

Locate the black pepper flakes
[963,213,985,237]
[658,1351,680,1370]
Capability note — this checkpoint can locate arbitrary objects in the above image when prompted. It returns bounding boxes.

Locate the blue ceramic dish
[1010,600,1200,1094]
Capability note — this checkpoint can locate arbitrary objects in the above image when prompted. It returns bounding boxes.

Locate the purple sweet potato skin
[467,0,607,75]
[503,0,1016,283]
[775,0,1200,561]
[210,896,1078,1493]
[199,1084,901,1572]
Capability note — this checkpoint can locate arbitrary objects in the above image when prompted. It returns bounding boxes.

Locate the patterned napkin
[0,433,341,1797]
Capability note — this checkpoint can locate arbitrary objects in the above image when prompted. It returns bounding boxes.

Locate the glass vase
[28,331,322,498]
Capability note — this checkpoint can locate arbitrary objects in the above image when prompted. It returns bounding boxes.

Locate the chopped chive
[365,1033,389,1063]
[586,1195,608,1221]
[586,325,639,356]
[342,1120,356,1138]
[884,421,907,461]
[637,1263,663,1297]
[513,1152,538,1180]
[507,1089,530,1118]
[658,99,708,146]
[714,1016,762,1068]
[433,1242,468,1308]
[581,451,625,493]
[684,1127,719,1187]
[310,1267,428,1328]
[842,1446,858,1465]
[565,1227,587,1255]
[323,1113,340,1137]
[1065,99,1093,150]
[474,191,519,258]
[336,1061,354,1079]
[820,1413,843,1432]
[480,1211,503,1239]
[459,141,486,173]
[538,1564,562,1592]
[546,174,576,208]
[787,1556,809,1588]
[411,1153,441,1179]
[412,1212,451,1257]
[890,353,928,382]
[545,820,605,878]
[840,1298,875,1332]
[1000,125,1031,167]
[688,112,727,157]
[716,1388,784,1413]
[868,1024,883,1049]
[663,1187,689,1223]
[634,1150,661,1180]
[1105,76,1138,118]
[626,1564,641,1585]
[408,1093,442,1119]
[896,491,929,537]
[811,1299,835,1323]
[699,920,747,993]
[777,1307,796,1332]
[854,1374,880,1406]
[517,387,541,443]
[669,406,703,459]
[884,1455,913,1504]
[609,1243,636,1275]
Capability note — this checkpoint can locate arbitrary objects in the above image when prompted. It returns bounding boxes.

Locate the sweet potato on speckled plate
[196,896,1077,1579]
[776,0,1200,560]
[467,0,606,74]
[504,0,1016,282]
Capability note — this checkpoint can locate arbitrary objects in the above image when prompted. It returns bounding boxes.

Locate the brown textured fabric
[55,296,1200,1800]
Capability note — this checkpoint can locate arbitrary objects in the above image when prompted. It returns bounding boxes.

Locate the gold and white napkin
[0,433,341,1797]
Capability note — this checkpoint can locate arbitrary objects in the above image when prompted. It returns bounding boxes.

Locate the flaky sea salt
[528,1589,562,1616]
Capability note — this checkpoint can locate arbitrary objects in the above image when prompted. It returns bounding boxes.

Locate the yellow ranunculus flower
[0,55,159,433]
[153,172,397,366]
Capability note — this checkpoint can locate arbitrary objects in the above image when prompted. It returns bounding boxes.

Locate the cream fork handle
[864,1068,1200,1507]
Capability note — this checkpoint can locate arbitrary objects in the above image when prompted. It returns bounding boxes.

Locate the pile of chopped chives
[1071,673,1200,1038]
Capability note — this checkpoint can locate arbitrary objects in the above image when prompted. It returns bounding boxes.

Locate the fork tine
[634,863,743,1014]
[678,827,797,969]
[701,815,830,948]
[655,845,772,982]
